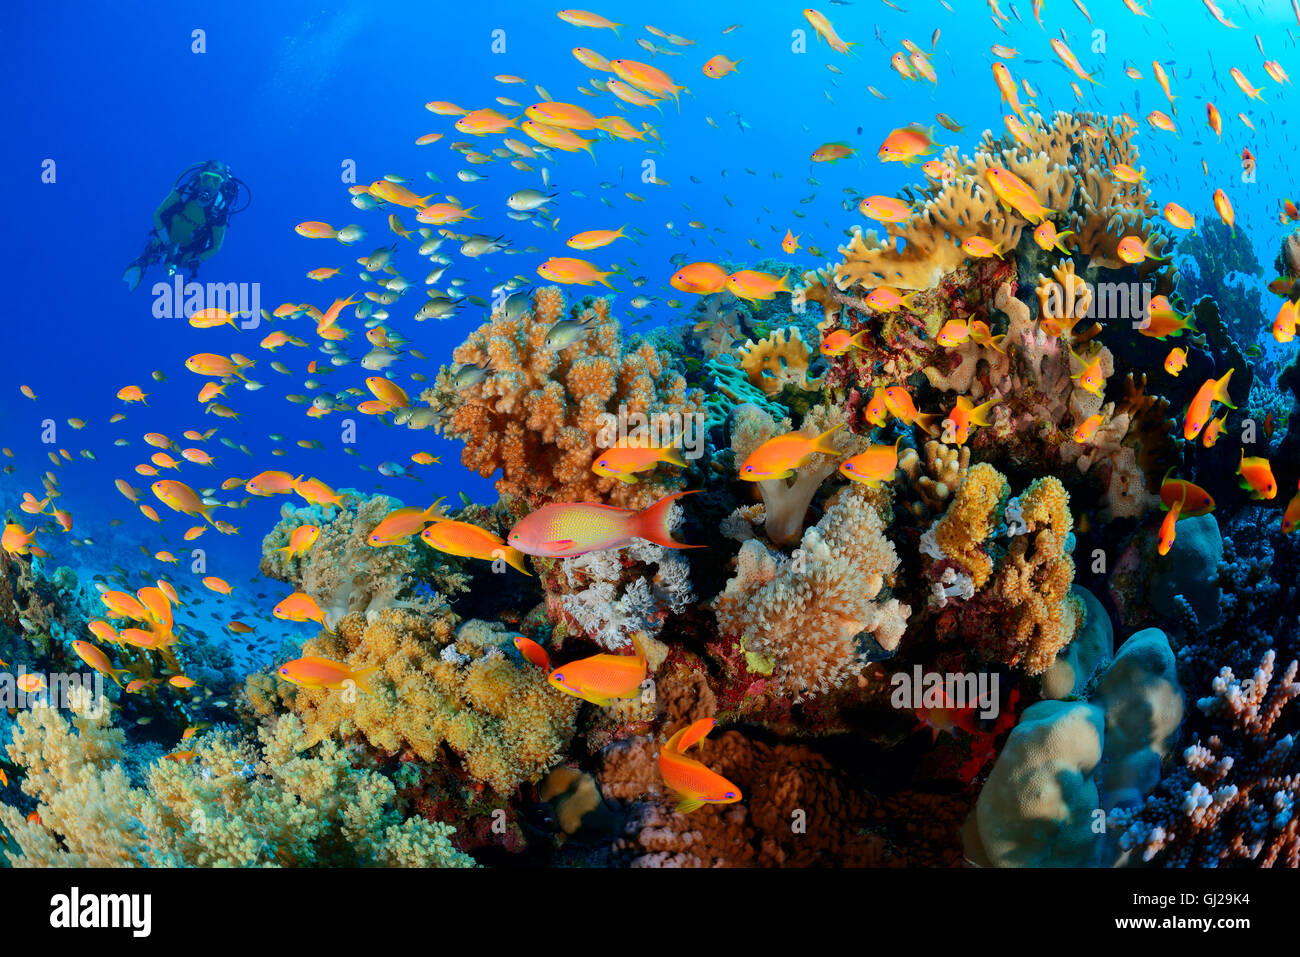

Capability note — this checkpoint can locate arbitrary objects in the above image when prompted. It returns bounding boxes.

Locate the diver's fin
[123,265,143,292]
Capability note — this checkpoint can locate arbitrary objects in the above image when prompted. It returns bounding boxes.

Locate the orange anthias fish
[739,426,842,480]
[277,656,378,693]
[984,167,1052,224]
[658,717,743,813]
[1214,188,1235,235]
[725,270,791,303]
[421,520,532,575]
[1201,411,1228,448]
[781,229,800,254]
[1072,413,1104,444]
[946,396,998,446]
[275,524,320,558]
[1161,474,1215,518]
[273,591,327,625]
[592,444,688,483]
[548,631,646,706]
[1164,347,1188,376]
[820,328,869,356]
[670,262,729,295]
[1141,296,1197,339]
[1282,482,1300,534]
[883,385,942,435]
[1158,485,1184,556]
[513,636,552,671]
[1034,221,1074,255]
[1163,202,1197,233]
[1184,369,1236,440]
[1273,300,1297,344]
[70,640,132,688]
[864,387,890,427]
[1070,348,1107,397]
[367,504,444,547]
[877,124,937,165]
[1237,452,1277,500]
[839,439,900,488]
[246,470,299,495]
[508,492,699,558]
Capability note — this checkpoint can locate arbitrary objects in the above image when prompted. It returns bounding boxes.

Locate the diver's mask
[195,170,224,206]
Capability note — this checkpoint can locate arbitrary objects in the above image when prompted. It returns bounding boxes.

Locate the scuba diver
[123,161,250,291]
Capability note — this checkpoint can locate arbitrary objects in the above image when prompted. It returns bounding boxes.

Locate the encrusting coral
[712,484,910,699]
[0,690,474,867]
[283,610,579,794]
[431,286,706,509]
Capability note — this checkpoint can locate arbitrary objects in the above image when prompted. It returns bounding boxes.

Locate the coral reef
[920,464,1083,675]
[260,493,469,629]
[1114,650,1298,867]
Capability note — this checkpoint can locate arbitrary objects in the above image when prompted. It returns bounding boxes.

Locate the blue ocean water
[0,0,1293,667]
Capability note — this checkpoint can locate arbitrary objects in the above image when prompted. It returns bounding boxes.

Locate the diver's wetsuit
[123,163,245,291]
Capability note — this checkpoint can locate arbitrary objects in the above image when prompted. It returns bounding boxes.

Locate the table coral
[712,484,910,699]
[284,611,579,794]
[435,286,705,509]
[804,111,1167,299]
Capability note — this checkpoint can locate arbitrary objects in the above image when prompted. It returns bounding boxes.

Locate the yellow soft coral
[932,463,1008,588]
[286,611,579,794]
[994,476,1083,675]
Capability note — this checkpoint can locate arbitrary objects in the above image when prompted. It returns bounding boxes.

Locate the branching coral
[0,696,474,867]
[284,611,579,794]
[1115,650,1299,867]
[712,485,910,699]
[552,538,693,650]
[434,286,705,509]
[898,440,971,520]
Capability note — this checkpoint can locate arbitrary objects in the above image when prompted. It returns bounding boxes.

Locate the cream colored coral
[0,708,475,867]
[712,485,910,698]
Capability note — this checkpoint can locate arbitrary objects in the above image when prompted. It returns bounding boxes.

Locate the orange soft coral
[441,287,705,509]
